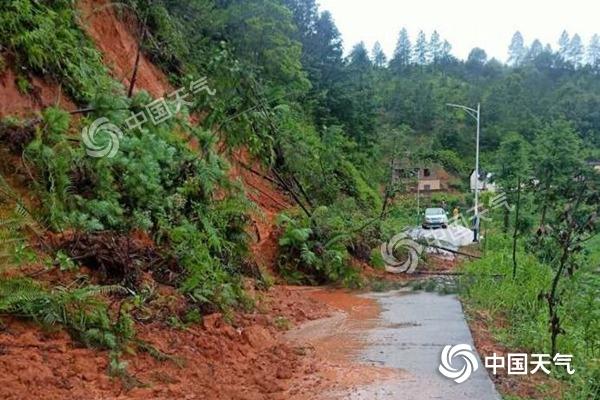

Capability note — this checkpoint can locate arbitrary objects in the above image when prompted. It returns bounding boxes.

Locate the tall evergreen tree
[223,0,308,90]
[527,39,544,61]
[282,3,345,127]
[344,42,376,143]
[413,30,429,65]
[532,121,584,235]
[568,33,584,67]
[391,28,412,70]
[429,30,443,64]
[371,41,387,67]
[587,34,600,68]
[507,31,526,66]
[441,40,453,63]
[283,0,318,41]
[348,42,372,70]
[558,30,570,60]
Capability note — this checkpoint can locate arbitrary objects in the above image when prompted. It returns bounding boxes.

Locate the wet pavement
[341,290,501,400]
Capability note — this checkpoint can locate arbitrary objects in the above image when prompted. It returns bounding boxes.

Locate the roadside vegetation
[460,124,599,399]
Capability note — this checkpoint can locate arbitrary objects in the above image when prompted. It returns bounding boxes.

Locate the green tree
[568,33,585,67]
[413,30,429,65]
[222,0,310,92]
[429,30,442,64]
[371,41,387,67]
[525,39,544,62]
[390,28,412,70]
[507,31,526,66]
[587,34,600,68]
[495,132,530,278]
[531,121,584,238]
[539,167,599,355]
[558,30,570,60]
[466,47,487,73]
[342,42,376,144]
[440,40,453,63]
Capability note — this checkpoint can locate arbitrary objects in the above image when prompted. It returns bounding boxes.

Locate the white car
[422,208,449,229]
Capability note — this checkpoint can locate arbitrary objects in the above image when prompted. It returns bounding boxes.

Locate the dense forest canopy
[152,0,600,165]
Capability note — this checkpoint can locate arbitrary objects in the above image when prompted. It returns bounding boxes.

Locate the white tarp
[407,225,474,249]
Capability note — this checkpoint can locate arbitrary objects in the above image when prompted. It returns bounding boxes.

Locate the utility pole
[447,102,481,241]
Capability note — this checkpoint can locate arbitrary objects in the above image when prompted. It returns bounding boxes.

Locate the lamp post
[447,103,481,241]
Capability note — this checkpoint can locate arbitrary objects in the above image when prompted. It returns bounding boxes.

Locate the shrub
[0,277,134,351]
[460,232,600,398]
[277,210,362,287]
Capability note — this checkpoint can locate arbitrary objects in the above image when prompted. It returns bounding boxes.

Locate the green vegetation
[0,0,117,101]
[0,277,134,351]
[462,235,599,399]
[461,126,599,398]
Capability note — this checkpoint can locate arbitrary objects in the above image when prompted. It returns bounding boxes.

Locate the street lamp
[447,102,481,241]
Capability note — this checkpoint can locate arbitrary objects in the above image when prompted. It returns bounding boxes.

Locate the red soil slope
[78,0,173,98]
[0,61,75,118]
[230,148,291,271]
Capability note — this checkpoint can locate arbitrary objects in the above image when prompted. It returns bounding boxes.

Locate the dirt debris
[45,231,182,289]
[0,285,400,400]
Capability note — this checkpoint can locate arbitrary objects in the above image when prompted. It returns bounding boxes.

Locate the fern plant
[0,173,43,270]
[0,277,134,350]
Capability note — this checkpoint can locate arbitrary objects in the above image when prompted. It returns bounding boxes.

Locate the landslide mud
[285,289,403,399]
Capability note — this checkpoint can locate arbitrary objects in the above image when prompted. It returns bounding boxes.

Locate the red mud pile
[0,287,333,400]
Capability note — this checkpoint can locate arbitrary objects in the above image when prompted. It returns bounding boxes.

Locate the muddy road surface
[288,289,501,400]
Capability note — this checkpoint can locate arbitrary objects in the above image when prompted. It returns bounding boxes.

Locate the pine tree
[558,30,570,60]
[568,34,584,67]
[349,42,372,70]
[507,31,526,66]
[587,34,600,68]
[429,30,442,64]
[391,28,411,70]
[413,30,429,65]
[441,40,453,63]
[371,41,387,67]
[527,39,544,61]
[283,0,318,41]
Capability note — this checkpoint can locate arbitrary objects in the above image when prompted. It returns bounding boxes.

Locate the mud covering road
[288,289,501,399]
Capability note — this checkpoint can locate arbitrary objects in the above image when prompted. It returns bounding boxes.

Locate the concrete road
[340,290,501,400]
